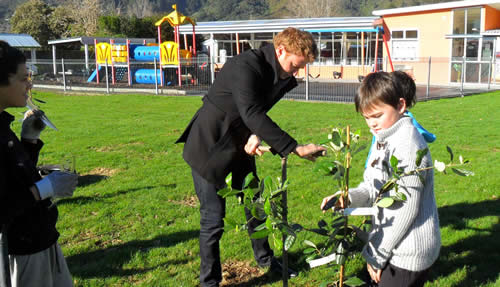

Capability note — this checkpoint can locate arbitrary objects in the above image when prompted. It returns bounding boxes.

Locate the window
[466,8,481,34]
[453,7,481,35]
[391,30,419,61]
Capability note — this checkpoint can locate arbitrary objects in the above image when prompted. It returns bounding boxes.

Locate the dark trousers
[192,169,273,287]
[368,263,430,287]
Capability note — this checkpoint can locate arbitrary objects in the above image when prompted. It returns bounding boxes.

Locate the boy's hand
[320,191,342,212]
[367,263,381,283]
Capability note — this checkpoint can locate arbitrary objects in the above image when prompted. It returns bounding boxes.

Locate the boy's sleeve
[361,140,428,270]
[348,181,376,208]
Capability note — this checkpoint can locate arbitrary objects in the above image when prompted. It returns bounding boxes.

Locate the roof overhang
[178,17,380,35]
[48,36,156,46]
[0,33,41,48]
[373,0,500,16]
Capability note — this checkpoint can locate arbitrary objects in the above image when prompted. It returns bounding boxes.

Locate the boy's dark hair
[0,40,27,86]
[391,70,416,109]
[355,71,403,113]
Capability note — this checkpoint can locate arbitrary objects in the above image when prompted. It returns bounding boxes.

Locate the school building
[178,0,500,86]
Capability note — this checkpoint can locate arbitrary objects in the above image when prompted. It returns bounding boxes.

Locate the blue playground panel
[133,46,160,62]
[134,69,165,84]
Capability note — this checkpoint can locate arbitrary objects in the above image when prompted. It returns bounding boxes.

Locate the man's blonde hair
[273,27,318,63]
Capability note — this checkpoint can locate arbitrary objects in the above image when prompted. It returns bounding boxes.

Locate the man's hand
[294,144,327,161]
[367,263,382,283]
[244,134,263,156]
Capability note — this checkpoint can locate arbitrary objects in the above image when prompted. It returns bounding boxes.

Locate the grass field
[10,89,499,286]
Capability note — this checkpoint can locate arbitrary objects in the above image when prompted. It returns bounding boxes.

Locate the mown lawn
[10,89,499,286]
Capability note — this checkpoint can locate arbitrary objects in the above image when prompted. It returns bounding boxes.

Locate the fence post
[461,56,465,96]
[154,57,159,95]
[305,63,309,101]
[105,59,110,94]
[488,56,493,91]
[426,56,431,101]
[61,58,66,92]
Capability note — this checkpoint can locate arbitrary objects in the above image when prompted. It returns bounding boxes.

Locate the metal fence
[27,55,500,101]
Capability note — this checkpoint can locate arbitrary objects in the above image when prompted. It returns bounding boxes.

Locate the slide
[87,66,102,82]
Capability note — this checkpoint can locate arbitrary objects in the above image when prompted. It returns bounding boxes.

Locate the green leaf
[416,148,429,166]
[447,146,454,162]
[243,173,255,190]
[262,176,273,193]
[250,229,270,239]
[254,222,266,231]
[284,234,296,251]
[265,217,273,231]
[314,161,337,174]
[344,277,365,286]
[217,187,231,197]
[331,129,342,146]
[390,155,399,171]
[376,197,395,208]
[380,178,397,194]
[273,233,283,251]
[392,192,407,202]
[264,197,271,214]
[303,247,316,254]
[451,168,475,177]
[305,254,318,263]
[319,281,334,287]
[225,173,232,187]
[303,239,317,249]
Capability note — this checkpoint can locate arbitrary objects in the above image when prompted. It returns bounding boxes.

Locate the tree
[290,0,343,18]
[48,5,75,38]
[68,0,102,36]
[10,0,53,48]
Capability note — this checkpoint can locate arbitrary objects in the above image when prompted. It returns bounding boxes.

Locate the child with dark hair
[364,71,435,168]
[0,40,77,287]
[321,71,441,286]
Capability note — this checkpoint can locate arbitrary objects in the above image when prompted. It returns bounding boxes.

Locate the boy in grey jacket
[321,72,440,286]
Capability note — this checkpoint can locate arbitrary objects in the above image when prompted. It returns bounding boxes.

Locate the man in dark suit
[176,27,326,287]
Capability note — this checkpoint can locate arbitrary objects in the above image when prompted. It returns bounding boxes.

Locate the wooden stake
[340,126,351,287]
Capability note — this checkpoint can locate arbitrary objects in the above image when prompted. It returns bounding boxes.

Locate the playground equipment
[88,5,197,87]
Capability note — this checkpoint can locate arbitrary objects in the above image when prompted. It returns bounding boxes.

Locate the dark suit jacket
[176,44,298,186]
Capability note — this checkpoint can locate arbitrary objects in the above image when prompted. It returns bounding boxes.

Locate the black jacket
[177,44,298,186]
[0,111,59,255]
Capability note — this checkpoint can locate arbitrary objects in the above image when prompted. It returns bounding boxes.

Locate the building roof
[48,36,156,46]
[373,0,500,16]
[178,17,380,34]
[0,33,41,48]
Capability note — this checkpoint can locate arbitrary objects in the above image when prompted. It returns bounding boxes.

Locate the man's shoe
[266,257,298,278]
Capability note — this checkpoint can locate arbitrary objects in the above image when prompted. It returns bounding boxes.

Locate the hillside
[1,0,456,33]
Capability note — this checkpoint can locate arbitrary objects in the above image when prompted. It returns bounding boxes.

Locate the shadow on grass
[56,184,176,205]
[77,174,108,187]
[66,229,198,278]
[429,199,500,286]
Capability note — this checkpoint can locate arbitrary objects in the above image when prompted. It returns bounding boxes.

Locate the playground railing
[27,56,499,100]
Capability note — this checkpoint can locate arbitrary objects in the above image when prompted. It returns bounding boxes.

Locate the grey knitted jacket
[349,116,441,272]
